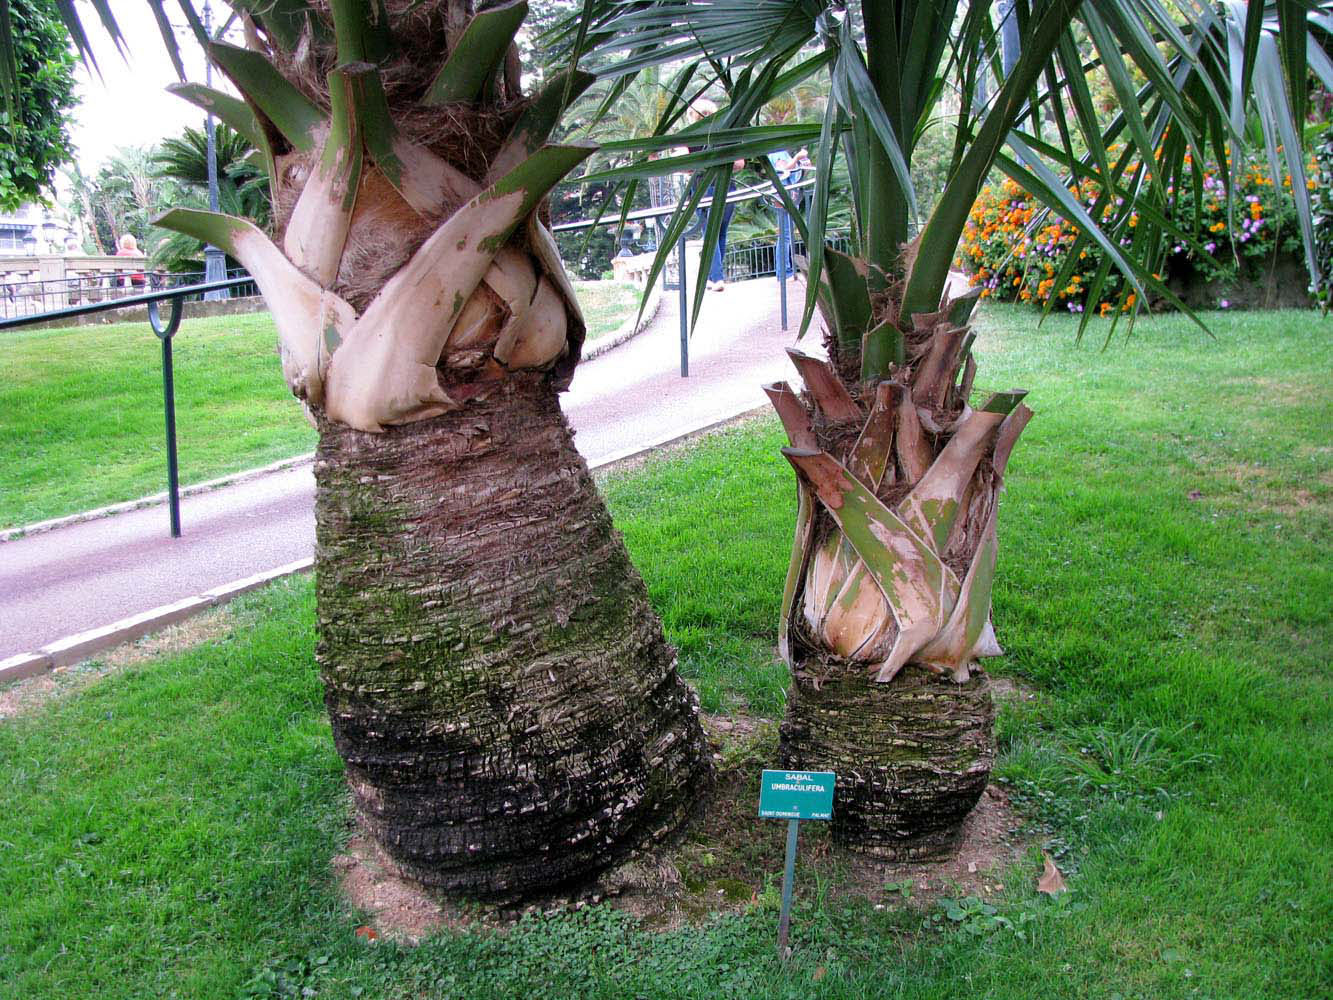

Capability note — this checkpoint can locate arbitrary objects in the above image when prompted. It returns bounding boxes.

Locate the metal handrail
[2,274,258,539]
[550,177,815,233]
[0,276,254,332]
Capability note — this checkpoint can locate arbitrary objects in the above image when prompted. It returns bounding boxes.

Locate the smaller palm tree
[579,0,1326,857]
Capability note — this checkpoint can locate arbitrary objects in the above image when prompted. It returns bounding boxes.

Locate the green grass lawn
[0,306,1328,998]
[571,279,641,343]
[0,312,316,529]
[1,283,640,529]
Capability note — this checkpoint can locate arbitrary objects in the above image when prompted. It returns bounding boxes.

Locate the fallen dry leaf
[1037,853,1067,895]
[812,966,827,983]
[355,925,379,941]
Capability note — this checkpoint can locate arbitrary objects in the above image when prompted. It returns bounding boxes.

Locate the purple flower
[1205,241,1216,253]
[1220,299,1230,308]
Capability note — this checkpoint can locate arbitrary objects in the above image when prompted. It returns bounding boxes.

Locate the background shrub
[1311,130,1333,310]
[956,148,1314,314]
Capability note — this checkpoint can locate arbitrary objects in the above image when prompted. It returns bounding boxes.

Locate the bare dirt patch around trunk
[337,709,1037,942]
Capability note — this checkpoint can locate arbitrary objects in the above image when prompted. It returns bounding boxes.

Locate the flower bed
[956,150,1316,313]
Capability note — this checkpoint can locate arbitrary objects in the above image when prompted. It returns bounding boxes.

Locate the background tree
[559,67,692,272]
[580,0,1326,857]
[62,163,104,254]
[5,0,710,898]
[86,146,182,258]
[0,0,77,212]
[152,123,271,271]
[522,0,583,81]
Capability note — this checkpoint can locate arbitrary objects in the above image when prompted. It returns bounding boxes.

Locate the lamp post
[201,0,228,300]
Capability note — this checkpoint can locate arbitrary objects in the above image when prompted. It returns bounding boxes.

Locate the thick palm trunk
[315,373,709,895]
[781,667,994,859]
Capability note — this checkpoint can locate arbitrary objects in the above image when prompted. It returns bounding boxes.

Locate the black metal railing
[1,276,256,539]
[722,228,852,283]
[0,267,257,319]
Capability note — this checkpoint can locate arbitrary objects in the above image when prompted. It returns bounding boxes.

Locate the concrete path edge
[582,281,663,361]
[1,453,317,544]
[0,405,766,685]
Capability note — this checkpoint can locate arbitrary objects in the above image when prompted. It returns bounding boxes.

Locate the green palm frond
[573,0,1329,336]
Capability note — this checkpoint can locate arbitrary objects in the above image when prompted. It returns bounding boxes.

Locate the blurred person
[686,98,746,292]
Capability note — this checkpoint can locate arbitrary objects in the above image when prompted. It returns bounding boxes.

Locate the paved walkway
[0,277,815,662]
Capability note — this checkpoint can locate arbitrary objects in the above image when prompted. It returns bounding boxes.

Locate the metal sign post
[147,295,186,538]
[758,769,836,957]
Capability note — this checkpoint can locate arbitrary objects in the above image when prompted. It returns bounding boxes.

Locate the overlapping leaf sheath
[159,11,596,432]
[160,0,708,897]
[770,264,1031,687]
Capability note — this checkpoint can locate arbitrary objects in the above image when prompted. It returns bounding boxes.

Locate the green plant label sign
[758,770,836,821]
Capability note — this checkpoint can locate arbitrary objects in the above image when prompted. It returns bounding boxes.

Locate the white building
[0,203,78,255]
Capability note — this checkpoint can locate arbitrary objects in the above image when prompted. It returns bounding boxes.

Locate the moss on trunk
[314,373,710,898]
[780,665,995,859]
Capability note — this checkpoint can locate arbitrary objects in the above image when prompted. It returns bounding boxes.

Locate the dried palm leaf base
[780,664,995,859]
[769,290,1027,857]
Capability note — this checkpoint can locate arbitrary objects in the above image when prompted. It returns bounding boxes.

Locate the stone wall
[611,240,705,289]
[1,254,154,318]
[18,294,268,332]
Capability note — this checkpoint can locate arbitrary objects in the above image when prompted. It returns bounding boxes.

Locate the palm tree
[6,0,711,898]
[572,67,681,212]
[88,145,172,252]
[579,0,1325,858]
[151,123,270,270]
[62,163,104,254]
